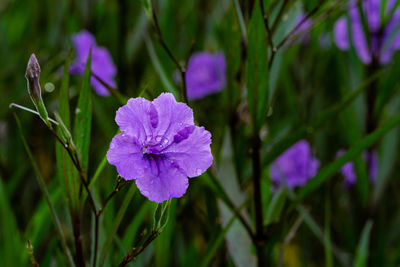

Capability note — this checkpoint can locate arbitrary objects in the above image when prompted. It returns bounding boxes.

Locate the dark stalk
[252,133,266,267]
[270,0,290,34]
[72,215,85,267]
[259,0,275,56]
[150,8,188,103]
[118,230,162,267]
[269,0,326,68]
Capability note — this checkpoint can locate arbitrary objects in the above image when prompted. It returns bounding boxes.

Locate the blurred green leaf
[262,70,383,167]
[56,53,79,211]
[265,187,287,225]
[99,184,136,267]
[354,220,373,267]
[0,177,27,266]
[73,49,93,176]
[295,111,400,204]
[247,0,269,130]
[14,112,75,266]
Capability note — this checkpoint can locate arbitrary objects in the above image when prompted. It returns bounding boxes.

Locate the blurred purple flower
[107,93,213,203]
[184,52,226,100]
[333,0,400,65]
[336,149,378,186]
[270,140,320,188]
[70,30,117,96]
[293,13,313,44]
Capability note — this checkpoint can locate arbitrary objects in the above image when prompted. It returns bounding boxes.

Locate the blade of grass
[56,52,78,211]
[354,220,373,267]
[0,177,27,266]
[143,32,179,98]
[99,184,136,267]
[74,49,93,176]
[14,112,75,267]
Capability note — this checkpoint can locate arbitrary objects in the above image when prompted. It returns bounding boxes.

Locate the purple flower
[270,140,320,188]
[184,52,226,100]
[293,13,313,44]
[337,150,378,186]
[70,30,117,96]
[107,93,213,203]
[333,0,400,65]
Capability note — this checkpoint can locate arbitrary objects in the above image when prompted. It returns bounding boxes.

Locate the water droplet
[196,168,202,176]
[155,136,162,142]
[163,138,169,144]
[146,136,152,142]
[75,108,81,114]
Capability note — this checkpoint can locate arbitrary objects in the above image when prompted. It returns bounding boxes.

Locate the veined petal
[135,159,189,203]
[161,126,213,178]
[106,133,147,180]
[115,97,158,144]
[152,93,194,144]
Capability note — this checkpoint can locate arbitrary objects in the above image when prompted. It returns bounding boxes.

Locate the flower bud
[25,54,42,103]
[25,53,50,126]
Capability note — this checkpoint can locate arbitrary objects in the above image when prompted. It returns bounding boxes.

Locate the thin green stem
[14,112,76,267]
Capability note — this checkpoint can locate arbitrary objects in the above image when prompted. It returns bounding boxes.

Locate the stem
[9,103,59,125]
[269,0,326,68]
[72,214,85,267]
[259,0,275,55]
[13,112,76,267]
[150,8,188,103]
[118,230,162,266]
[252,134,266,266]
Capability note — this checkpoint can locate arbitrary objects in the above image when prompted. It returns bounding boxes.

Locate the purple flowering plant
[10,0,400,266]
[107,93,213,203]
[334,0,400,65]
[270,140,320,189]
[177,51,226,100]
[337,149,378,186]
[70,30,117,96]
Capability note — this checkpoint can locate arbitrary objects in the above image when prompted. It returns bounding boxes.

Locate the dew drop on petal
[196,168,202,176]
[163,138,169,144]
[146,136,152,142]
[156,136,162,142]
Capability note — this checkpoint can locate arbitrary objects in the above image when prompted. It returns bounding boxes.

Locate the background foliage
[1,0,400,266]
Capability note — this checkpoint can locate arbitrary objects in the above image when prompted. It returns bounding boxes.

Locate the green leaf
[99,184,136,266]
[200,215,236,267]
[74,49,93,176]
[14,112,75,266]
[247,0,269,130]
[354,220,373,267]
[262,70,383,167]
[265,187,287,225]
[55,53,79,211]
[294,111,400,204]
[0,177,27,266]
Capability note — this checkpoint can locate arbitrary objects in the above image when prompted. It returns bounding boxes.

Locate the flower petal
[161,126,213,178]
[350,5,372,64]
[185,52,226,100]
[135,158,189,203]
[115,97,158,144]
[152,93,194,144]
[334,17,350,50]
[106,133,147,180]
